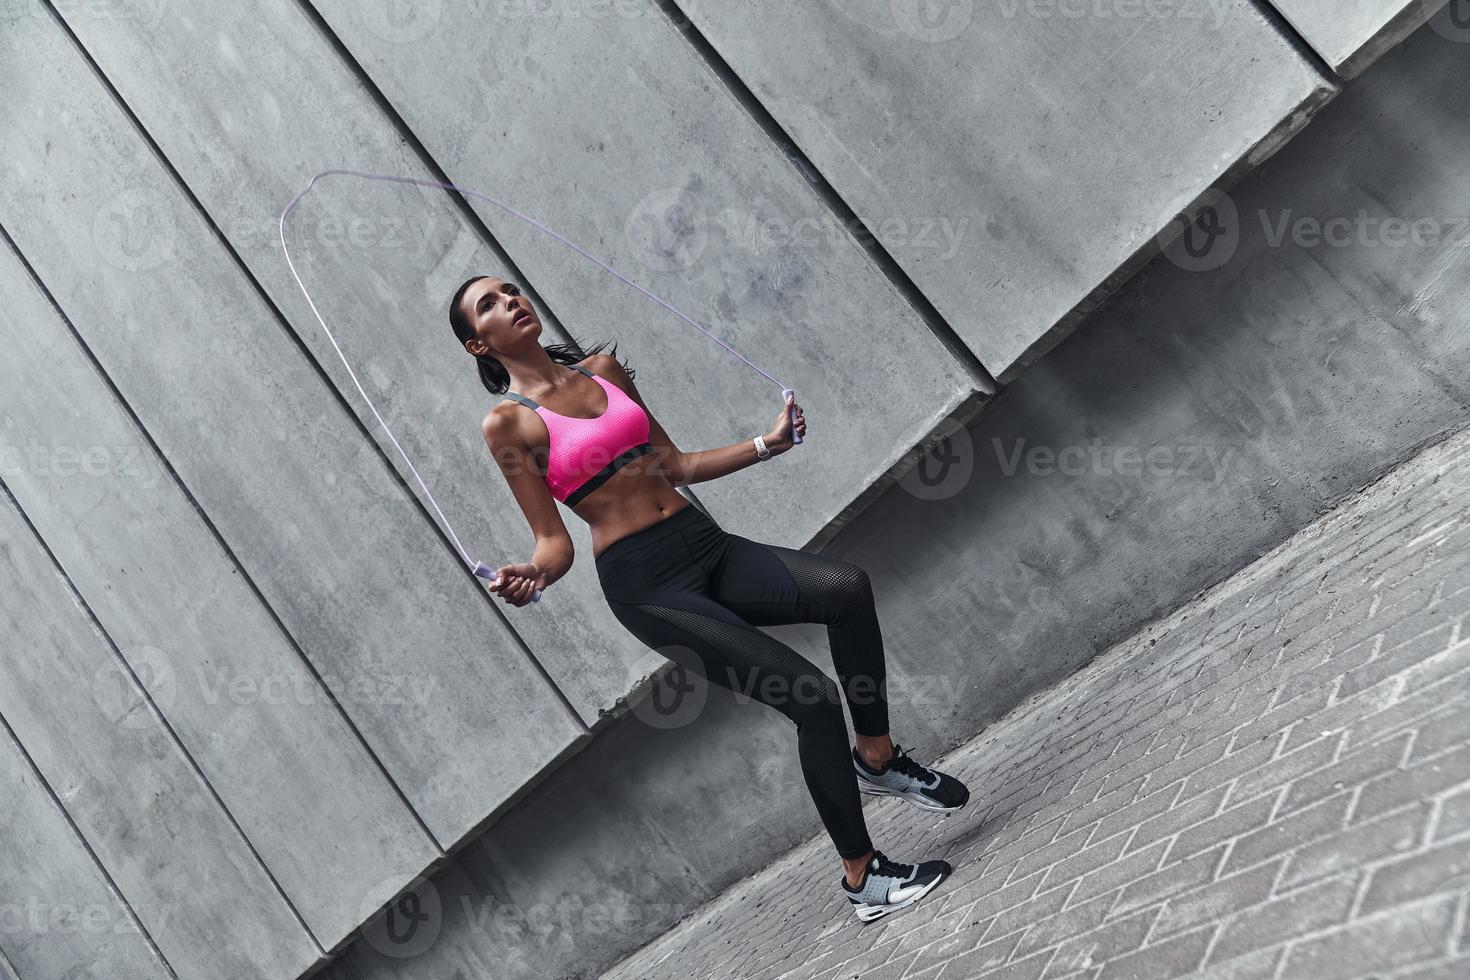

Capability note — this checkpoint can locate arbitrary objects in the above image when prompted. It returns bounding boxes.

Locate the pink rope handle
[277,168,802,604]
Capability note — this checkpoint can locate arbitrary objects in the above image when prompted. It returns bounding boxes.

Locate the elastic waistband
[595,503,713,565]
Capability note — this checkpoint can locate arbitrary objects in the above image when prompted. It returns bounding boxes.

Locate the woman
[450,275,969,921]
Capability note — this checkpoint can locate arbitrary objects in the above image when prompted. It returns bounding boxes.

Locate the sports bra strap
[501,363,597,411]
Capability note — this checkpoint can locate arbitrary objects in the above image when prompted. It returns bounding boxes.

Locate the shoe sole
[857,780,968,812]
[848,868,950,922]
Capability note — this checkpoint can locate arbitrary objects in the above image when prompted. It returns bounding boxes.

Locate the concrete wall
[1271,0,1451,77]
[314,18,1470,980]
[0,0,1455,977]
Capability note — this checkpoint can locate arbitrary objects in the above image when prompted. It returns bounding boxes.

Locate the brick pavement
[599,426,1470,980]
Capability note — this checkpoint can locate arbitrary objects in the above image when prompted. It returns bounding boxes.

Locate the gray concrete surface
[675,0,1333,379]
[0,491,319,978]
[598,393,1470,980]
[1270,0,1451,77]
[53,0,985,726]
[307,0,997,545]
[0,244,439,951]
[0,722,170,979]
[0,10,583,856]
[311,23,1470,980]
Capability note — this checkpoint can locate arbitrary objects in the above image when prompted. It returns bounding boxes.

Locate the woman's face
[461,277,539,356]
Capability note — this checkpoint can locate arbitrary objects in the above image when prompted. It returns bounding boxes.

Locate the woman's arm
[587,355,805,488]
[481,405,574,598]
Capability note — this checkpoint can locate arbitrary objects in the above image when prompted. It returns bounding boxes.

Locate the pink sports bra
[501,364,654,506]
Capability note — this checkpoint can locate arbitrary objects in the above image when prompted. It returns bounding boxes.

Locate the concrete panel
[307,0,983,550]
[0,246,439,949]
[673,0,1334,379]
[50,0,679,729]
[0,13,583,847]
[0,722,169,980]
[0,497,318,978]
[317,25,1470,980]
[1269,0,1450,77]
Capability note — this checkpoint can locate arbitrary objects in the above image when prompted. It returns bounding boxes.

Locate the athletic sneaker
[841,849,952,922]
[853,743,969,812]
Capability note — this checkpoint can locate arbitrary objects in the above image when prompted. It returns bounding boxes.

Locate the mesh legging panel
[611,599,876,860]
[706,540,890,738]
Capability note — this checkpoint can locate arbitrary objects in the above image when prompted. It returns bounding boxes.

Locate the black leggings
[595,502,889,860]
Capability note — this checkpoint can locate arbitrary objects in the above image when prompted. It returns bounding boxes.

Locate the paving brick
[1339,622,1457,699]
[1280,731,1409,814]
[1042,908,1157,979]
[983,883,1075,949]
[1355,743,1470,824]
[1410,699,1470,763]
[1221,793,1352,875]
[1180,946,1282,980]
[1149,860,1281,941]
[1178,737,1282,802]
[1280,801,1429,889]
[1038,833,1132,895]
[1360,837,1470,916]
[1012,891,1117,960]
[1434,786,1470,843]
[1225,736,1339,808]
[601,430,1470,980]
[1172,793,1279,865]
[1067,840,1169,909]
[1092,925,1212,980]
[1280,895,1460,978]
[1206,873,1356,963]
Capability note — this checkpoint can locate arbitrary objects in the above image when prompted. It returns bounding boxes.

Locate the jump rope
[279,169,802,604]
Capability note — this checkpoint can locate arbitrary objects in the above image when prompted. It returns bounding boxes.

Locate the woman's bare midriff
[574,450,692,559]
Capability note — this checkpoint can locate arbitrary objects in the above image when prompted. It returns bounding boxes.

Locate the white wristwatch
[753,435,772,460]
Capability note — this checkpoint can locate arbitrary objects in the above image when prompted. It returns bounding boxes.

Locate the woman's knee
[787,673,845,729]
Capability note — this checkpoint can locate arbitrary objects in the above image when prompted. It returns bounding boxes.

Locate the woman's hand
[765,393,806,454]
[487,562,544,606]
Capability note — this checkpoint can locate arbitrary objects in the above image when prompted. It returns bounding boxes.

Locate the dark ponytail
[449,275,634,396]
